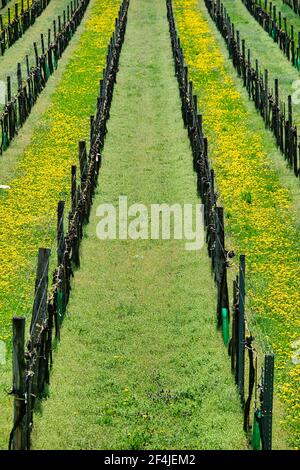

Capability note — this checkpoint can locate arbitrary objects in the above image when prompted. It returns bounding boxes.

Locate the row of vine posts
[0,1,51,55]
[167,0,275,451]
[242,0,300,70]
[0,0,90,156]
[9,0,130,450]
[283,0,300,16]
[205,0,300,179]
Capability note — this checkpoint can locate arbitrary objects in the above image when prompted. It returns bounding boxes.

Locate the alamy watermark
[95,196,205,251]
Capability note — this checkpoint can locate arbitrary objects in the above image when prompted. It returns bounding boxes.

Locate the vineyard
[0,0,299,452]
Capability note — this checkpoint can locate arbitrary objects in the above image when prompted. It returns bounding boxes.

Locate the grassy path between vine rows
[0,0,94,184]
[31,0,247,450]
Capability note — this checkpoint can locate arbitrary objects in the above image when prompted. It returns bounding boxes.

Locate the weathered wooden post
[79,140,90,223]
[207,169,215,264]
[231,277,239,373]
[247,49,251,98]
[261,354,275,450]
[69,166,80,268]
[216,207,230,342]
[11,317,26,450]
[264,69,269,126]
[30,248,51,396]
[7,76,12,140]
[90,115,95,146]
[275,78,280,146]
[30,248,51,335]
[79,140,87,189]
[287,95,293,167]
[33,42,39,68]
[71,165,77,215]
[242,39,246,87]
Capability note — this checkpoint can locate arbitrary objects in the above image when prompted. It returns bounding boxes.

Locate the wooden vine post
[237,254,245,405]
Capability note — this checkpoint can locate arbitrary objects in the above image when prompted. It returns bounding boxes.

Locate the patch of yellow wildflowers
[173,0,300,447]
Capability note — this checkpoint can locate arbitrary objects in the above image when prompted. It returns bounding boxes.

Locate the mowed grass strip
[31,0,247,450]
[0,0,121,450]
[175,0,300,448]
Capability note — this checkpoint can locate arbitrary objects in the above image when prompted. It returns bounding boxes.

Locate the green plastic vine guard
[221,307,229,346]
[252,409,262,450]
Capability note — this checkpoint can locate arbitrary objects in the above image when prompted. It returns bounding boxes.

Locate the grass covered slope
[32,0,247,450]
[0,0,121,450]
[174,0,300,448]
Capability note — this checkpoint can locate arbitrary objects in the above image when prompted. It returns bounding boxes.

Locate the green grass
[31,0,247,450]
[257,0,300,33]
